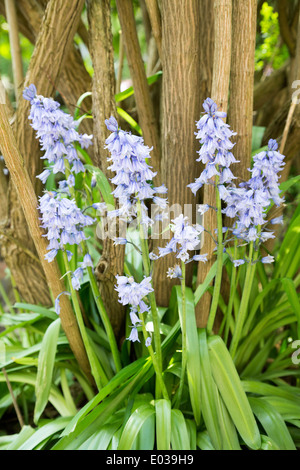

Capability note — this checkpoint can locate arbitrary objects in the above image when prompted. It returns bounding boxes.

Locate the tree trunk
[196,0,232,327]
[0,0,86,306]
[153,0,213,307]
[0,84,93,383]
[116,0,161,173]
[87,0,126,341]
[227,0,257,184]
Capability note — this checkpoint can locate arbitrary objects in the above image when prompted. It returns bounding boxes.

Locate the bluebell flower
[193,254,208,263]
[115,275,152,344]
[270,216,284,225]
[188,98,237,196]
[81,253,93,269]
[145,336,152,347]
[54,291,71,315]
[37,169,51,184]
[129,309,142,327]
[105,116,168,225]
[39,191,95,262]
[166,265,183,279]
[71,267,84,291]
[92,202,107,214]
[113,237,127,245]
[23,84,92,185]
[127,327,140,343]
[115,275,153,309]
[23,84,37,103]
[261,255,275,264]
[158,214,205,264]
[222,139,285,245]
[232,259,245,267]
[91,173,97,188]
[198,204,210,215]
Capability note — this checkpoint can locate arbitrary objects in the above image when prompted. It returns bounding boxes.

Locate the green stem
[62,251,107,390]
[136,199,165,397]
[207,178,223,333]
[173,261,187,408]
[0,281,14,315]
[229,243,258,359]
[86,264,122,373]
[64,158,121,373]
[139,310,169,401]
[10,273,22,305]
[223,239,238,344]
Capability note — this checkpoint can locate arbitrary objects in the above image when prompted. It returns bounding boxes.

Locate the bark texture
[227,0,257,184]
[196,0,232,327]
[4,0,23,102]
[0,86,92,383]
[153,0,213,307]
[116,0,161,173]
[87,0,125,340]
[0,0,86,306]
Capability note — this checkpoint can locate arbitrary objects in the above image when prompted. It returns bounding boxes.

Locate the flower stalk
[62,251,108,390]
[207,176,224,334]
[136,199,166,398]
[173,260,187,408]
[229,242,259,359]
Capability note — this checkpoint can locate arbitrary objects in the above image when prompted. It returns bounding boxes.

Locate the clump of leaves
[255,2,289,72]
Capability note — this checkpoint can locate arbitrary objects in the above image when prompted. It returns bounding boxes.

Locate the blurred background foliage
[255,1,289,72]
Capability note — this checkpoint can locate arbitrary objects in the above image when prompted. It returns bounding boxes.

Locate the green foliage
[255,2,289,72]
[0,171,299,449]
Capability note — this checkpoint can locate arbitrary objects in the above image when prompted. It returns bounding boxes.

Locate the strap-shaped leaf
[155,399,171,450]
[34,318,62,424]
[170,409,190,450]
[208,335,261,450]
[249,397,296,450]
[118,403,155,450]
[85,164,115,208]
[175,286,201,425]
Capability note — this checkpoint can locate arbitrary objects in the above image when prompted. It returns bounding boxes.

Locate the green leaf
[155,399,171,450]
[198,329,223,450]
[78,420,122,450]
[118,403,155,450]
[18,417,72,450]
[170,409,190,450]
[194,254,229,305]
[279,174,300,195]
[115,71,162,102]
[34,318,62,424]
[52,361,152,450]
[260,435,281,450]
[175,286,201,425]
[75,142,93,165]
[74,91,92,121]
[249,397,296,450]
[262,396,300,420]
[275,214,300,280]
[116,107,142,135]
[196,431,215,450]
[85,164,115,208]
[198,329,241,450]
[7,426,36,450]
[0,371,72,417]
[251,126,266,153]
[208,335,261,450]
[135,407,155,450]
[13,303,57,321]
[280,278,300,338]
